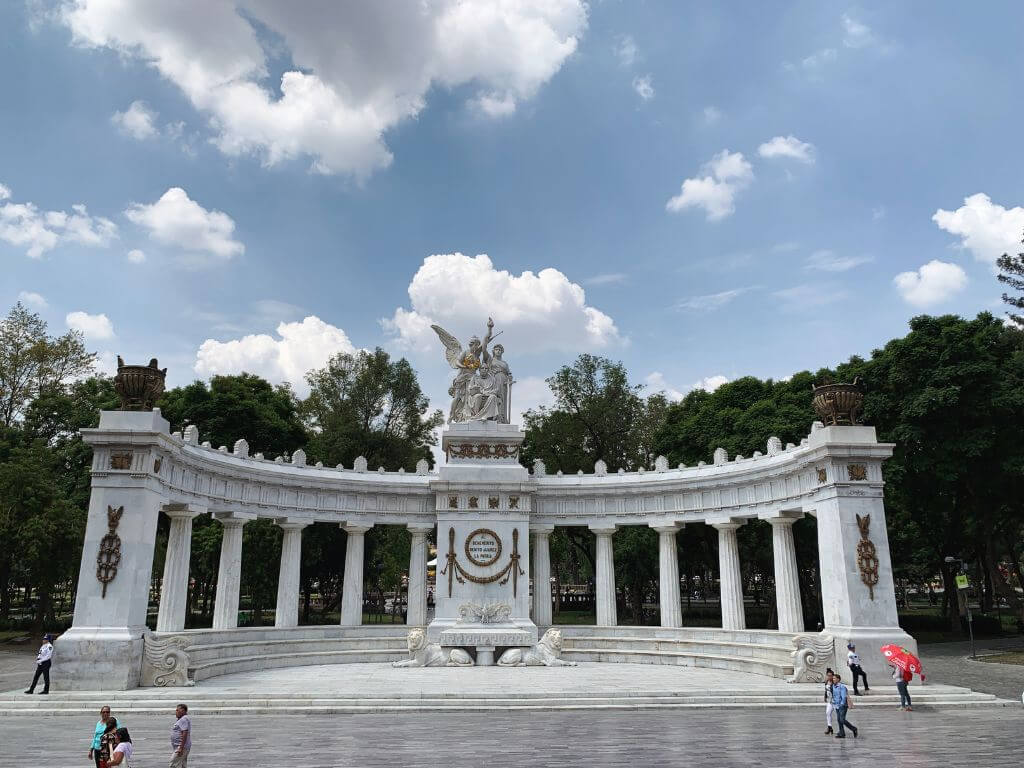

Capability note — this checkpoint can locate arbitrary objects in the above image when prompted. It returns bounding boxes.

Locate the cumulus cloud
[66,310,115,340]
[773,283,849,310]
[758,135,816,164]
[194,315,358,393]
[893,260,967,307]
[125,187,244,267]
[677,288,749,311]
[632,74,654,101]
[804,249,873,272]
[18,291,47,309]
[666,150,754,221]
[693,374,729,392]
[0,184,117,258]
[584,272,627,286]
[932,193,1024,267]
[644,371,685,402]
[61,1,587,179]
[383,253,624,354]
[111,100,158,139]
[127,248,146,263]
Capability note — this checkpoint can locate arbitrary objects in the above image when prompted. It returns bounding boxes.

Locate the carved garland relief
[438,526,525,597]
[96,505,123,598]
[855,513,880,600]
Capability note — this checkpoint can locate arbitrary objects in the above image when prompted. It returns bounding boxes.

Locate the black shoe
[853,729,858,738]
[23,690,33,695]
[38,690,48,695]
[825,727,833,735]
[835,734,846,739]
[853,691,862,696]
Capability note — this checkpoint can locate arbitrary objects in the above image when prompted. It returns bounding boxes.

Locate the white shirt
[36,642,53,664]
[847,650,861,667]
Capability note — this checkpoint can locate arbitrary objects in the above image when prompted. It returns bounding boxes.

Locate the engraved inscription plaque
[464,528,502,567]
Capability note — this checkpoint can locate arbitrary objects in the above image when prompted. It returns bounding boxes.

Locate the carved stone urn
[811,377,864,426]
[114,356,167,411]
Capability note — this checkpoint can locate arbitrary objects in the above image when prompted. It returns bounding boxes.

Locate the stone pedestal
[428,422,538,660]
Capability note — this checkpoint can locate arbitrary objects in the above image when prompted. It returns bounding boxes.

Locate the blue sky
[3,1,1023,431]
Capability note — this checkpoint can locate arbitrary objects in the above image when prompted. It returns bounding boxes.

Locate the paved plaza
[1,707,1021,767]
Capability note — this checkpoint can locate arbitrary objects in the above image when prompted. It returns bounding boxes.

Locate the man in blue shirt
[831,673,859,739]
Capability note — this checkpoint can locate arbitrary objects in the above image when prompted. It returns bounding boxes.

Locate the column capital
[276,518,311,531]
[341,522,374,534]
[213,511,254,527]
[530,524,556,536]
[407,523,434,536]
[649,522,682,535]
[708,518,744,531]
[161,502,206,519]
[589,525,617,535]
[760,510,803,526]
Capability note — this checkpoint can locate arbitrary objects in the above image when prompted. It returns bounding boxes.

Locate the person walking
[846,643,869,695]
[170,703,192,767]
[89,706,114,767]
[823,668,835,735]
[24,633,54,695]
[892,664,913,711]
[97,718,121,768]
[108,728,134,767]
[831,673,858,739]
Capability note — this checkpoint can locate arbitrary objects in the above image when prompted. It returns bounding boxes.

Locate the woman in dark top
[98,718,119,767]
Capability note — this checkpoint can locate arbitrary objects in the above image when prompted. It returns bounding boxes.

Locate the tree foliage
[997,229,1024,328]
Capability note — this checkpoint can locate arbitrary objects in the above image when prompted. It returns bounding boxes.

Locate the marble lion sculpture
[392,628,474,667]
[497,628,577,667]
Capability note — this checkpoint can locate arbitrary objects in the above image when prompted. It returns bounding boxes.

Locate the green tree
[301,348,443,470]
[997,229,1024,328]
[0,303,95,427]
[158,373,306,456]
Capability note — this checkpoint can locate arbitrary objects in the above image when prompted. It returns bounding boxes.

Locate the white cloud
[18,291,47,309]
[787,47,837,74]
[127,248,146,263]
[66,310,115,340]
[510,375,556,424]
[383,253,624,354]
[804,249,873,272]
[194,315,357,393]
[614,35,637,67]
[773,283,849,310]
[666,150,754,221]
[0,184,117,258]
[584,272,627,286]
[758,135,816,164]
[842,14,873,48]
[693,374,729,393]
[62,1,587,179]
[677,288,748,311]
[932,193,1024,267]
[644,371,684,402]
[893,260,968,307]
[125,187,244,267]
[111,100,158,139]
[632,74,654,101]
[702,106,722,125]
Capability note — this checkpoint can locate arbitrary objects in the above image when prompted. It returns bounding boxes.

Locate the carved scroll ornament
[96,505,123,598]
[141,632,193,687]
[788,633,836,683]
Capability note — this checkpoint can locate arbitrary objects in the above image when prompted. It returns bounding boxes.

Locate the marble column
[212,515,248,630]
[591,526,617,626]
[531,525,555,626]
[275,521,309,628]
[651,524,682,628]
[712,521,746,631]
[406,524,433,626]
[768,516,805,633]
[156,505,202,632]
[340,523,373,626]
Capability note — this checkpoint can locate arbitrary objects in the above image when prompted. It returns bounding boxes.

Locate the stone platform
[0,662,1012,715]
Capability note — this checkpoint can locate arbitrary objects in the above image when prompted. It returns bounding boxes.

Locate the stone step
[187,637,407,663]
[555,626,799,647]
[562,648,795,678]
[563,636,794,661]
[190,649,405,681]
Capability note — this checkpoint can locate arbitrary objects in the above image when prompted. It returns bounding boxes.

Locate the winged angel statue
[431,318,512,423]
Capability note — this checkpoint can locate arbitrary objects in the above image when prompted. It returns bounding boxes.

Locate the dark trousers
[850,664,868,692]
[896,679,912,707]
[835,705,857,737]
[27,660,50,692]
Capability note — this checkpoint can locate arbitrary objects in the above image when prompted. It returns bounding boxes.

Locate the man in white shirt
[25,633,54,695]
[846,643,870,695]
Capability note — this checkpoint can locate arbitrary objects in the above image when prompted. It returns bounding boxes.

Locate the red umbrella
[881,644,925,680]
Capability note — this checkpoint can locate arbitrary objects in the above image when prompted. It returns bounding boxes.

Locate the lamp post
[945,556,975,659]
